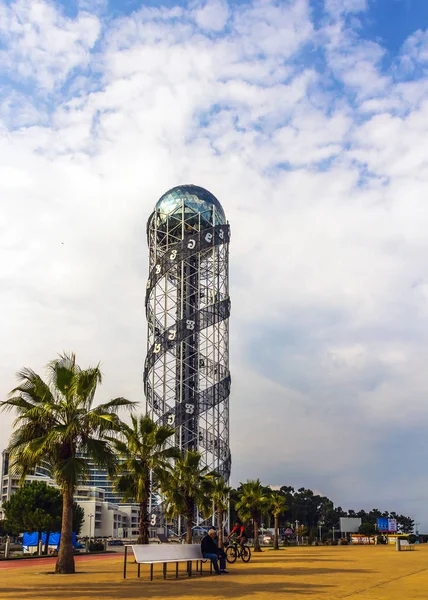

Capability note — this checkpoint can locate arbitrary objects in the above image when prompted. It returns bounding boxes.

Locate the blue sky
[53,0,428,56]
[1,0,428,529]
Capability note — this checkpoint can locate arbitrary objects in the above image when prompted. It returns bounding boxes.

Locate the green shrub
[89,542,104,552]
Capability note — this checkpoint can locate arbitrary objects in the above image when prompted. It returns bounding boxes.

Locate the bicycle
[225,540,251,563]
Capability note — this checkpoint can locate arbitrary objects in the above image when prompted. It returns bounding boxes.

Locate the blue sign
[377,518,389,531]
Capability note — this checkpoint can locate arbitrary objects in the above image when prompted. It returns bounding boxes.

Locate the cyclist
[227,520,248,547]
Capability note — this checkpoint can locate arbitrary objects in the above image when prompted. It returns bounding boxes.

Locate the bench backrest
[400,540,410,546]
[131,544,203,563]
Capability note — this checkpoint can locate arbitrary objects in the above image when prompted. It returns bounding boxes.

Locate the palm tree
[162,450,216,544]
[0,352,134,574]
[113,415,179,544]
[211,478,231,549]
[235,479,270,552]
[270,492,288,550]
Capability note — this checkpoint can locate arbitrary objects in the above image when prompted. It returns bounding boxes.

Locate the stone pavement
[0,545,427,599]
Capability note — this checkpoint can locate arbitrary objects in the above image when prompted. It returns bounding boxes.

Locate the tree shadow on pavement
[244,567,373,577]
[0,579,334,599]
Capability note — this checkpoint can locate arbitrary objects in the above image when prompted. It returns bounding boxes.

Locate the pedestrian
[201,529,228,575]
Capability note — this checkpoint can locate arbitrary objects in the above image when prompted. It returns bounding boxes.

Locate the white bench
[399,540,414,551]
[123,543,213,580]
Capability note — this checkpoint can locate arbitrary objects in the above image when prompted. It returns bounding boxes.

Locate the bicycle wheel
[226,545,238,563]
[241,545,251,563]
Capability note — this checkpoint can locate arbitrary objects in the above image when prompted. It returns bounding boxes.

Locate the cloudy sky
[1,0,428,526]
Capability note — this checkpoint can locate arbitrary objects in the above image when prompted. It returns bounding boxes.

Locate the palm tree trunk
[274,515,279,550]
[253,519,262,552]
[138,497,150,545]
[56,489,75,574]
[44,530,50,556]
[186,505,194,544]
[217,508,224,549]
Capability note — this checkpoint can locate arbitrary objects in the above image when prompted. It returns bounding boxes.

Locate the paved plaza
[0,545,427,599]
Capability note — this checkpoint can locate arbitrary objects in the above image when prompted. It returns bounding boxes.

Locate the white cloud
[0,0,100,91]
[325,0,368,17]
[1,0,428,524]
[193,0,230,31]
[400,27,428,70]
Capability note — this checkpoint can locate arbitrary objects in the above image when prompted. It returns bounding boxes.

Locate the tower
[144,185,231,486]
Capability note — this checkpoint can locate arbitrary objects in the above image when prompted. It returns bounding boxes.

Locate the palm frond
[47,353,79,400]
[93,398,137,418]
[81,437,117,477]
[54,455,87,492]
[76,367,102,408]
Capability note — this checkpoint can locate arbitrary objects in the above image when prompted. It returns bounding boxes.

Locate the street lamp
[318,522,323,542]
[415,522,420,536]
[89,514,94,541]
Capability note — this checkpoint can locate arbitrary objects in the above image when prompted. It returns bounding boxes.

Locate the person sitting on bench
[201,529,228,575]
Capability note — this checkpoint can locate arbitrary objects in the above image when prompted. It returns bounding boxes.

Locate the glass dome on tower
[153,184,226,232]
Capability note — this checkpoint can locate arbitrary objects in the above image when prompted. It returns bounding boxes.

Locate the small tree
[3,481,62,553]
[235,480,270,552]
[359,522,377,537]
[0,519,12,538]
[113,415,179,544]
[211,479,231,549]
[162,450,216,544]
[270,493,288,550]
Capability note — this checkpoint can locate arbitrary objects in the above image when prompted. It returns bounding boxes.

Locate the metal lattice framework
[144,185,231,494]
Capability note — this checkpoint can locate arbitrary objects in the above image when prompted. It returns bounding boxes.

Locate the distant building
[75,487,138,538]
[0,451,141,538]
[83,462,125,504]
[1,450,52,505]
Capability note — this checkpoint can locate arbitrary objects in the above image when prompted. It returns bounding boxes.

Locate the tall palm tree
[235,479,270,552]
[211,478,231,549]
[162,450,216,544]
[270,492,288,550]
[113,414,179,544]
[0,353,134,574]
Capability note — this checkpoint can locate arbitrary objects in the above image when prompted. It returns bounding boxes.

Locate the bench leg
[123,546,127,580]
[200,560,203,575]
[176,562,179,579]
[210,561,213,575]
[138,563,141,578]
[150,564,153,581]
[163,562,167,580]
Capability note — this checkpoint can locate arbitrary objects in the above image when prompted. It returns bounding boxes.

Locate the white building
[75,487,136,538]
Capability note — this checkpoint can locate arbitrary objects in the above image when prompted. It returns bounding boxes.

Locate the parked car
[108,540,124,546]
[260,534,273,544]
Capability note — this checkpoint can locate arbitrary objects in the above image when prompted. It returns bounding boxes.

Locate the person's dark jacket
[201,534,218,555]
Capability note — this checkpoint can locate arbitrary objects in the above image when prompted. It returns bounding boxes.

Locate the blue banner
[23,532,77,550]
[377,518,389,531]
